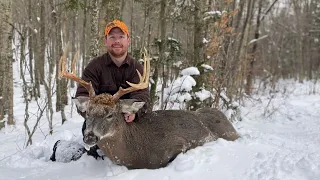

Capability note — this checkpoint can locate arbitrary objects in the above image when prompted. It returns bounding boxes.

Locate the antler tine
[58,43,95,97]
[112,48,150,101]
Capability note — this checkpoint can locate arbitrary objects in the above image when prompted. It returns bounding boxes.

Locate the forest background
[0,0,319,143]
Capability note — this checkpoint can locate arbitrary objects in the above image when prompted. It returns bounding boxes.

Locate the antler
[58,42,95,98]
[112,48,150,101]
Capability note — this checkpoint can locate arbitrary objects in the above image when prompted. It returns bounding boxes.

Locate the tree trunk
[1,0,14,125]
[235,0,255,97]
[193,0,203,65]
[89,0,100,60]
[292,0,304,83]
[150,0,167,109]
[39,0,45,84]
[53,1,62,112]
[187,0,204,111]
[81,0,88,69]
[71,11,77,88]
[19,23,32,140]
[159,0,167,110]
[33,2,41,100]
[46,0,58,134]
[60,44,68,125]
[130,0,134,53]
[245,0,262,95]
[0,18,4,123]
[120,0,126,18]
[140,1,150,52]
[27,0,34,99]
[7,29,14,125]
[234,0,245,31]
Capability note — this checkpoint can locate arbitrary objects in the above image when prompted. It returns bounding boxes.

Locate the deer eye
[106,114,113,119]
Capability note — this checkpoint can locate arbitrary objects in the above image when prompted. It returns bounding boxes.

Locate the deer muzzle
[83,131,98,146]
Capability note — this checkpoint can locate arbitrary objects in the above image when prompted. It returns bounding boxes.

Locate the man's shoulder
[128,55,143,67]
[86,54,108,69]
[90,53,107,64]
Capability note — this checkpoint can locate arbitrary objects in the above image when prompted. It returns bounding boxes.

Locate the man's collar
[105,53,131,66]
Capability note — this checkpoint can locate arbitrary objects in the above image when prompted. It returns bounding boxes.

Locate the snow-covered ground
[1,78,320,180]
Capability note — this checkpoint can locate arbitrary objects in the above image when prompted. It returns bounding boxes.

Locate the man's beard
[108,46,127,58]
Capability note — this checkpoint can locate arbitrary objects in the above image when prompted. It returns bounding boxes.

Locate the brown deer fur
[73,95,239,169]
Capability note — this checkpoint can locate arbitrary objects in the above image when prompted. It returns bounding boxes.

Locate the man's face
[105,27,130,58]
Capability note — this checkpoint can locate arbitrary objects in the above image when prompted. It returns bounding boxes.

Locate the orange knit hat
[105,20,129,36]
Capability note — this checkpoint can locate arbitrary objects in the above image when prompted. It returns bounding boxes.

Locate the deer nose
[83,132,98,145]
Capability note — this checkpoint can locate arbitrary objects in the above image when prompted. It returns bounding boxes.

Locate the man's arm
[75,59,100,98]
[75,58,100,117]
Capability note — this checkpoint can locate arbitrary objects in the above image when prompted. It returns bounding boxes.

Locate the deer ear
[119,99,145,114]
[72,96,89,112]
[132,102,145,110]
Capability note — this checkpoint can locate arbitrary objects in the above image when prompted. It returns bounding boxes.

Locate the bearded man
[50,20,150,162]
[76,20,150,122]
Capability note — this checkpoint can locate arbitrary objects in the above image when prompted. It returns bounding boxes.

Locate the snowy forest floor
[0,79,320,180]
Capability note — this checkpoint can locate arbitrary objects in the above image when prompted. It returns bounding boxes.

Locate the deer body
[59,48,239,169]
[82,97,239,169]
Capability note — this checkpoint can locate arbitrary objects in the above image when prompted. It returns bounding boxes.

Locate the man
[77,19,150,157]
[76,20,150,123]
[50,20,150,162]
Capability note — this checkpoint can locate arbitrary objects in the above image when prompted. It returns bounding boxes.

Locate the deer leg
[81,120,86,136]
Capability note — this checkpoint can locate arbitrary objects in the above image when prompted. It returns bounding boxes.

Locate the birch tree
[89,0,100,59]
[0,0,14,125]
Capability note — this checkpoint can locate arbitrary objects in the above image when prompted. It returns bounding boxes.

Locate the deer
[58,48,240,169]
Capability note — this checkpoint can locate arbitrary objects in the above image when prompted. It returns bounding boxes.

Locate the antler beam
[112,48,150,101]
[58,42,95,98]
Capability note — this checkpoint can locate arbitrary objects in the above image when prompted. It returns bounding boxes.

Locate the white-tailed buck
[59,49,239,169]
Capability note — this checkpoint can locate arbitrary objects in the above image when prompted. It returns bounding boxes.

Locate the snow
[1,60,320,180]
[203,38,209,44]
[173,60,182,67]
[201,64,213,71]
[180,67,200,76]
[248,35,269,45]
[168,37,179,43]
[163,66,199,103]
[195,89,211,101]
[205,11,222,16]
[163,75,196,103]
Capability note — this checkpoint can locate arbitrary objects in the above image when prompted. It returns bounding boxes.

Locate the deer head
[73,95,146,146]
[59,44,150,146]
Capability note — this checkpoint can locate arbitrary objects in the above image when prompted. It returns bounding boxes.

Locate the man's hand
[124,113,135,123]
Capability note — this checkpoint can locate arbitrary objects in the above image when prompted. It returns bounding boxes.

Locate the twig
[260,0,279,21]
[0,151,19,162]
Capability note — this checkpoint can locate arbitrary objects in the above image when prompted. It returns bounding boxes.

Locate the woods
[0,0,319,143]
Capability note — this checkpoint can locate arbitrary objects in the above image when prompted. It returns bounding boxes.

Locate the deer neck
[101,112,126,140]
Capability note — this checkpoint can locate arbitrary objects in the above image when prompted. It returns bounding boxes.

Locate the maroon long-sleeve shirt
[75,53,150,117]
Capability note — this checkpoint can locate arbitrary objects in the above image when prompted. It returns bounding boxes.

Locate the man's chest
[98,67,131,94]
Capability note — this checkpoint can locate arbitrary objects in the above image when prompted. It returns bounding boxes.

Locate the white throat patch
[100,130,116,140]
